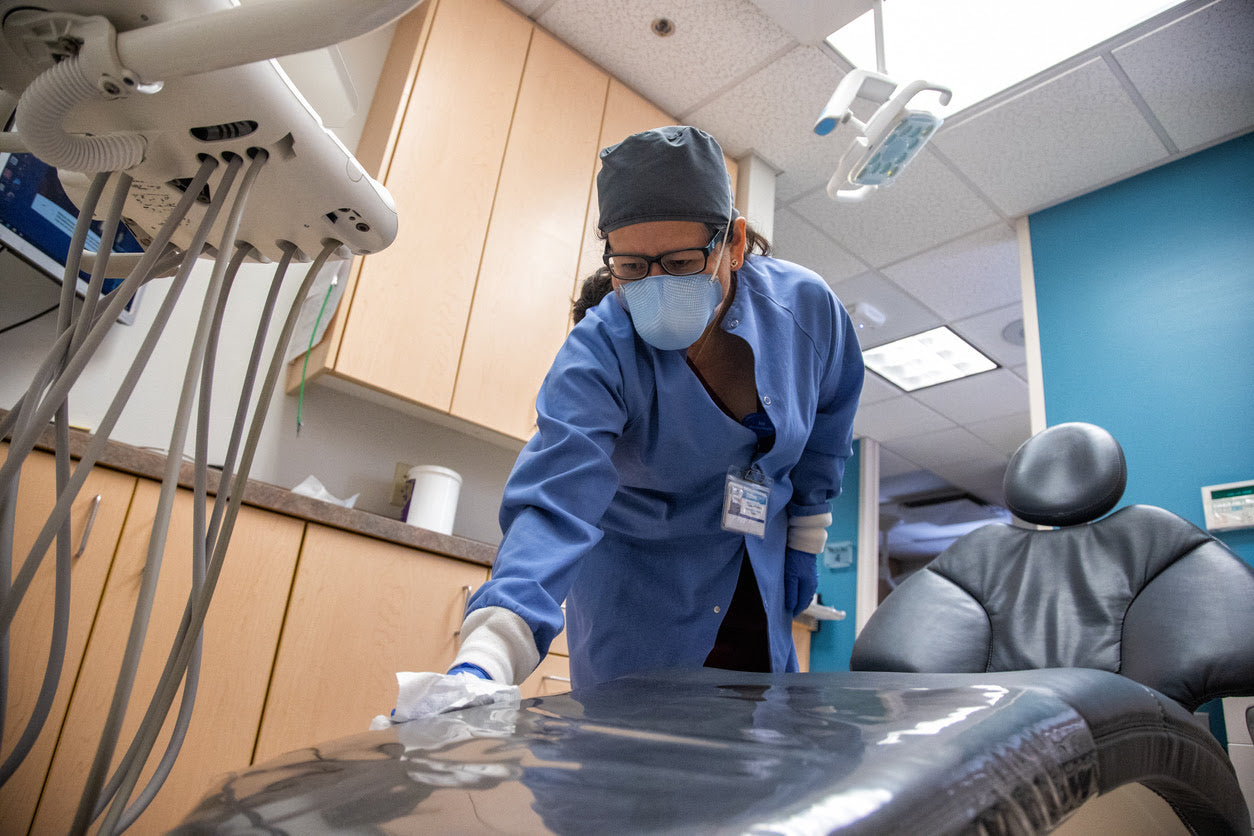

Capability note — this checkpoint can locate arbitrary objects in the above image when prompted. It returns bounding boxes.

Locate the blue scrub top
[466,255,864,687]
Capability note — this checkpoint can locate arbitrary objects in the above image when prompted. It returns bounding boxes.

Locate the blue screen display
[0,152,145,306]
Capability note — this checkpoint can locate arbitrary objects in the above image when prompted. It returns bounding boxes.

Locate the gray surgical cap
[596,126,733,234]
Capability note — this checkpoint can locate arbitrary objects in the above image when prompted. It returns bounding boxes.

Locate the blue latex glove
[784,548,818,617]
[447,662,491,680]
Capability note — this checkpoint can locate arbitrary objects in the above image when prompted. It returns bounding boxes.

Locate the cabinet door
[793,622,812,673]
[0,447,136,835]
[520,653,571,699]
[32,482,303,834]
[452,28,610,439]
[333,0,533,410]
[253,524,490,762]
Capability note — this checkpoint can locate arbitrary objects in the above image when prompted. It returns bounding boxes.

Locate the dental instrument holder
[0,2,419,832]
[814,69,952,202]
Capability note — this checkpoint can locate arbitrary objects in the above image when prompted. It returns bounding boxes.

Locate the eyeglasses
[602,231,724,281]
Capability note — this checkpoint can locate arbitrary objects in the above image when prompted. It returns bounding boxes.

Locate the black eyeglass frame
[602,228,726,281]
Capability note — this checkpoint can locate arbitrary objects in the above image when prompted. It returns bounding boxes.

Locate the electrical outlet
[390,462,413,506]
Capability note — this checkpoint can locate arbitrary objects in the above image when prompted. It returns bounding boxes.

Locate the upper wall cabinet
[449,27,608,437]
[331,0,534,424]
[293,0,736,443]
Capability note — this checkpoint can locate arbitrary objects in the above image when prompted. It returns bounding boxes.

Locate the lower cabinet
[794,622,813,672]
[0,446,137,835]
[253,523,490,762]
[30,478,304,835]
[521,651,572,699]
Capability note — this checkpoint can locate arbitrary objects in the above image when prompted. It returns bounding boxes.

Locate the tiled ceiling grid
[502,0,1254,510]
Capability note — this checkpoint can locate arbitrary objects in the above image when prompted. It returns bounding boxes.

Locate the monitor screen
[0,152,146,324]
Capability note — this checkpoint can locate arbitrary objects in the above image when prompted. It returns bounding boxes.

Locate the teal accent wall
[809,439,861,671]
[1028,132,1254,567]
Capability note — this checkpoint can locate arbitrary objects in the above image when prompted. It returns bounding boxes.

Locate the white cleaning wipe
[369,671,520,730]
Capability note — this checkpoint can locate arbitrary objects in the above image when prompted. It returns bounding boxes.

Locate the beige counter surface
[9,413,497,569]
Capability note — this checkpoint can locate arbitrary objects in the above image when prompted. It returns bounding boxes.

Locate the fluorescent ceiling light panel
[826,0,1183,115]
[863,326,997,391]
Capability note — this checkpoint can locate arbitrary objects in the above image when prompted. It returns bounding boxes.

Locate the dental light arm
[116,0,421,84]
[814,68,952,202]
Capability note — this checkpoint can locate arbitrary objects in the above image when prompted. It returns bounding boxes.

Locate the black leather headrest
[1004,422,1127,526]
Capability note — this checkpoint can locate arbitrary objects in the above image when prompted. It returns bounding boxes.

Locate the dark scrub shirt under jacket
[465,254,865,687]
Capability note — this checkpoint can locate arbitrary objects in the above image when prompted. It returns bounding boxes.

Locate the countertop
[8,415,828,629]
[8,414,497,569]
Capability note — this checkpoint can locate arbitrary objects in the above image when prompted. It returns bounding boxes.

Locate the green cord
[296,274,337,434]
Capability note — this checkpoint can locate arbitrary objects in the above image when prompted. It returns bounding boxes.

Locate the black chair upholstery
[851,422,1254,714]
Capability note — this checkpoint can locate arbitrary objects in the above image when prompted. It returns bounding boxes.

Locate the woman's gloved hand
[784,548,819,617]
[369,670,520,730]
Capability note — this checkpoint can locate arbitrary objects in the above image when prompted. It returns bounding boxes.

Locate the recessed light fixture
[826,0,1182,115]
[863,326,997,392]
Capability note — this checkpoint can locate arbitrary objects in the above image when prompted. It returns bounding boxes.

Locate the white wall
[0,18,522,545]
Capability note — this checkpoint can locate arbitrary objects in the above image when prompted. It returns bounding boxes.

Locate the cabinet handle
[73,495,102,560]
[453,585,473,642]
[541,676,571,684]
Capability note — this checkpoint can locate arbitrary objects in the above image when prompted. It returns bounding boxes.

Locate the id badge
[722,465,772,538]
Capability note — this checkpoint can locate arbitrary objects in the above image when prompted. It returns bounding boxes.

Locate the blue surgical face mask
[618,273,722,350]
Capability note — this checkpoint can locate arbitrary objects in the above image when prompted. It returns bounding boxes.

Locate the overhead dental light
[814,0,951,202]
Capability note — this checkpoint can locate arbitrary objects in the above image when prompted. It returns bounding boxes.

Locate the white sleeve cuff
[451,605,541,686]
[787,512,832,554]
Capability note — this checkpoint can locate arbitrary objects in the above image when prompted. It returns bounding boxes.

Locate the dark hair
[571,221,771,324]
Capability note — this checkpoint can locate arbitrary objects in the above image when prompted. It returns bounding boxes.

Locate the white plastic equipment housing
[0,0,416,261]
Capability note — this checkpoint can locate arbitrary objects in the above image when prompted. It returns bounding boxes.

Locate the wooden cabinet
[520,653,572,699]
[302,0,610,441]
[330,0,532,415]
[451,26,609,438]
[293,0,739,443]
[4,440,499,831]
[31,479,304,834]
[0,446,137,836]
[253,523,489,762]
[794,622,812,672]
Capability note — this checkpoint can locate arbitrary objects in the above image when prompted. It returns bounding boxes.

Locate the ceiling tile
[877,446,923,480]
[952,303,1027,369]
[832,271,945,348]
[932,58,1169,217]
[788,149,1001,267]
[910,368,1029,425]
[966,412,1032,459]
[685,45,848,202]
[1112,0,1254,151]
[886,428,1009,505]
[858,371,900,406]
[499,0,549,17]
[536,0,795,117]
[882,223,1020,321]
[770,207,866,285]
[852,396,955,442]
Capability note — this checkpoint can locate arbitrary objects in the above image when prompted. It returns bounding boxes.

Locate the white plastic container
[402,465,462,535]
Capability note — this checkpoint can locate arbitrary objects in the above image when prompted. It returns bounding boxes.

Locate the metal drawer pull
[453,585,473,640]
[541,676,571,684]
[74,495,102,560]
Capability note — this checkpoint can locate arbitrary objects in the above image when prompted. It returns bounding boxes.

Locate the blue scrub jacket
[466,255,864,687]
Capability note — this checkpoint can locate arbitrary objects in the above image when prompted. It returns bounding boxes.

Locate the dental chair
[176,421,1254,834]
[851,421,1254,828]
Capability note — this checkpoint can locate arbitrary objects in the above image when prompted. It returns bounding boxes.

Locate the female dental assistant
[449,126,864,689]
